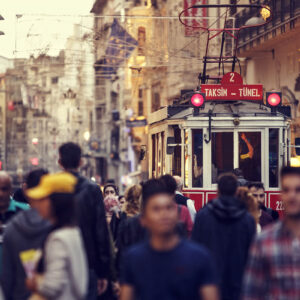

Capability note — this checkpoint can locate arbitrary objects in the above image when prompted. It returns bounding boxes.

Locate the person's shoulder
[76,175,99,190]
[12,199,30,211]
[262,210,273,221]
[124,241,148,259]
[195,204,211,218]
[49,227,81,241]
[180,240,213,262]
[256,221,282,243]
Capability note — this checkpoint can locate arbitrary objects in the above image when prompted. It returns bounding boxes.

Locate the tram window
[172,126,181,176]
[269,129,279,187]
[152,134,156,178]
[212,132,233,183]
[184,130,189,188]
[162,132,165,175]
[192,129,203,187]
[239,132,261,182]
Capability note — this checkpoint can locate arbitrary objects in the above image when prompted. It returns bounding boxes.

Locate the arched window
[138,27,146,56]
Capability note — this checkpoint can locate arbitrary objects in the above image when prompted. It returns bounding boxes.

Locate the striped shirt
[242,221,300,300]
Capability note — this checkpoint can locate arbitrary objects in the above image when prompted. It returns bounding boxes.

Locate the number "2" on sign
[229,72,235,83]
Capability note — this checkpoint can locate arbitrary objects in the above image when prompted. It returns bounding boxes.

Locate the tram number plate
[201,84,263,101]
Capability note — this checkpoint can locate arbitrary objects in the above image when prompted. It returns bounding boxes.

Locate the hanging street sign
[200,72,263,101]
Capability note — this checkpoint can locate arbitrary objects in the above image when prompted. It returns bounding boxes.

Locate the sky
[0,0,95,58]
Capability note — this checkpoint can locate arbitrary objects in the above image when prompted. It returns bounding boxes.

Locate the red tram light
[266,92,282,107]
[191,93,205,107]
[191,92,205,116]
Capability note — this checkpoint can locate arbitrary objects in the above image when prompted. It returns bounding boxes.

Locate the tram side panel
[184,190,284,218]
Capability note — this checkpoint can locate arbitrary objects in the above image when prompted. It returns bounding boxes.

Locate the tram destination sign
[200,72,263,101]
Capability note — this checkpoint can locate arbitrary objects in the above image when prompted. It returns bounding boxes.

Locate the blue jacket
[1,208,50,300]
[192,196,256,300]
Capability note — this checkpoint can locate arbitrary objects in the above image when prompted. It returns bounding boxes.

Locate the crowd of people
[0,142,299,299]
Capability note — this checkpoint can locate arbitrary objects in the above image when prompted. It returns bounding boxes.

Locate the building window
[51,77,59,84]
[96,106,105,120]
[138,27,146,56]
[42,77,47,87]
[138,100,144,116]
[151,83,161,112]
[138,88,144,116]
[230,0,237,15]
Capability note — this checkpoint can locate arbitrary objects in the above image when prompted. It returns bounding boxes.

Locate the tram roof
[148,101,290,125]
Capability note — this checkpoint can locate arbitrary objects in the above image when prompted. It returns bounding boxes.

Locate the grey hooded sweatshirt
[1,209,50,300]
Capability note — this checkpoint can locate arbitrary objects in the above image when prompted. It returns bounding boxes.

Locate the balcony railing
[236,0,300,52]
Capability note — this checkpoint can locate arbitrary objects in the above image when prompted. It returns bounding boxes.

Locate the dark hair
[125,185,142,215]
[141,175,177,211]
[104,184,119,196]
[50,193,76,228]
[118,195,125,201]
[59,142,82,169]
[233,168,243,177]
[281,166,300,180]
[248,182,265,191]
[26,169,49,189]
[218,173,238,196]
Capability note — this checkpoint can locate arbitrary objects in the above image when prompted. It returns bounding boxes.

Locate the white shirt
[176,191,197,222]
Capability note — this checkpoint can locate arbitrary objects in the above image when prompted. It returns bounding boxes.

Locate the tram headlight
[191,92,205,116]
[266,92,282,107]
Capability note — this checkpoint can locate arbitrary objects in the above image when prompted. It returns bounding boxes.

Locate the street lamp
[83,131,91,141]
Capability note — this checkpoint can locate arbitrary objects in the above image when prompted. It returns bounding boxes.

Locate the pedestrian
[116,177,192,262]
[104,184,119,198]
[0,171,29,273]
[25,172,88,300]
[243,166,300,299]
[118,195,126,211]
[58,142,111,299]
[174,176,197,221]
[233,168,248,187]
[1,169,50,300]
[248,182,279,221]
[192,173,256,300]
[120,175,219,300]
[111,185,141,242]
[110,196,127,242]
[236,187,261,232]
[124,184,142,218]
[104,194,121,224]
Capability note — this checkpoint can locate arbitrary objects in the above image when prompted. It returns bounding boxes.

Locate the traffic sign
[201,72,263,101]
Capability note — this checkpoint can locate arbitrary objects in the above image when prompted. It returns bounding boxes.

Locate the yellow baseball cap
[26,172,77,200]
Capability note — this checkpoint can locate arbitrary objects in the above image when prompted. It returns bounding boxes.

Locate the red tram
[148,86,290,216]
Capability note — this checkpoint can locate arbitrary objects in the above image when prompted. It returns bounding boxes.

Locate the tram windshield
[212,132,234,183]
[269,129,279,187]
[192,130,203,187]
[239,132,261,182]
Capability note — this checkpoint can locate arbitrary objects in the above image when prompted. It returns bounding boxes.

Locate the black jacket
[175,193,188,207]
[74,174,111,279]
[110,212,127,242]
[1,209,51,300]
[261,205,279,221]
[192,196,256,300]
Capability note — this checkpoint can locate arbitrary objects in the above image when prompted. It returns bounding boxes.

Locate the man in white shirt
[174,176,197,222]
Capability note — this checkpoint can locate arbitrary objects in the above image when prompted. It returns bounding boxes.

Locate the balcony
[236,0,300,55]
